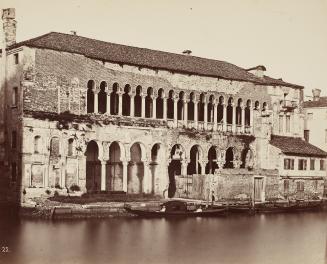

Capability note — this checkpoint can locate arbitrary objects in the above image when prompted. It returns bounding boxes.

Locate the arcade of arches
[86,80,268,134]
[85,140,166,194]
[86,139,255,195]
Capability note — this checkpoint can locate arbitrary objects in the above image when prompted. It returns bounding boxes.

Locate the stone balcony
[25,110,253,135]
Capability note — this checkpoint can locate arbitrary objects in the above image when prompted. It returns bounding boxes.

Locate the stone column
[232,103,236,133]
[163,97,167,120]
[173,98,178,127]
[61,160,66,188]
[118,92,123,115]
[143,160,149,193]
[106,93,111,114]
[223,104,227,132]
[250,107,254,133]
[130,95,135,117]
[213,102,217,131]
[101,160,106,191]
[204,97,208,130]
[94,91,99,114]
[233,160,241,169]
[122,160,128,192]
[201,160,208,175]
[181,160,188,176]
[194,97,198,129]
[141,95,146,118]
[184,100,188,126]
[241,106,245,133]
[152,96,156,119]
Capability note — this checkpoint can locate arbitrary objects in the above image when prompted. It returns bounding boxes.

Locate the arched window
[254,101,260,110]
[34,136,41,153]
[188,93,195,121]
[227,97,233,124]
[134,86,142,117]
[207,95,214,122]
[217,96,224,123]
[198,93,205,122]
[262,102,267,111]
[87,80,95,113]
[236,99,242,125]
[177,91,184,120]
[167,90,174,119]
[245,100,251,126]
[122,84,131,116]
[110,83,119,115]
[156,89,164,119]
[68,138,74,156]
[98,81,107,114]
[224,147,234,168]
[145,87,153,118]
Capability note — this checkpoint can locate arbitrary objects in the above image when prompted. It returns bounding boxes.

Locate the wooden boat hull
[255,202,323,213]
[125,207,226,218]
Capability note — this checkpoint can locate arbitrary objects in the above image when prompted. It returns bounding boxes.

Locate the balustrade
[85,83,255,134]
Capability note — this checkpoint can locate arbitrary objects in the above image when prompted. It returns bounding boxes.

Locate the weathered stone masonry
[0,10,326,204]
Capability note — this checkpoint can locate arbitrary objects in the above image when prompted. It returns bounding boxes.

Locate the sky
[2,0,327,96]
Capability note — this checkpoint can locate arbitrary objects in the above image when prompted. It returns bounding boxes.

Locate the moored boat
[124,200,226,218]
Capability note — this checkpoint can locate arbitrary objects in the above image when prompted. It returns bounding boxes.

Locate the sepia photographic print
[1,0,327,263]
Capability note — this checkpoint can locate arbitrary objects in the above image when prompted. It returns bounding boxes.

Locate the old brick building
[0,8,326,203]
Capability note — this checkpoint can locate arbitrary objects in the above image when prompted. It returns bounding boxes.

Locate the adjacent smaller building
[303,89,327,152]
[269,135,327,199]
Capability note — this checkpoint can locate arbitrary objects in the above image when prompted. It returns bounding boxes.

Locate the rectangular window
[304,130,309,142]
[279,116,284,133]
[310,159,315,170]
[11,131,17,149]
[307,113,313,120]
[11,162,17,182]
[14,53,19,64]
[286,115,290,133]
[284,180,289,193]
[12,87,18,106]
[296,181,304,192]
[320,160,326,171]
[298,159,307,170]
[284,158,294,170]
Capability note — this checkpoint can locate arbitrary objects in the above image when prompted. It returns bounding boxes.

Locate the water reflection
[0,212,327,264]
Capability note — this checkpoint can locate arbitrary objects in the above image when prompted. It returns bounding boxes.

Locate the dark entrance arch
[224,147,234,168]
[187,145,202,175]
[206,146,218,174]
[86,140,101,192]
[168,144,184,198]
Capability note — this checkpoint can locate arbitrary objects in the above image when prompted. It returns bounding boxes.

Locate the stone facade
[0,8,325,204]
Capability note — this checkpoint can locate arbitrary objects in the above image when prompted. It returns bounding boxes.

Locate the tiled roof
[10,32,303,89]
[303,97,327,108]
[270,135,327,157]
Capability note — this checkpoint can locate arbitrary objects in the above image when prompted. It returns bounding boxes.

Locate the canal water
[1,212,327,264]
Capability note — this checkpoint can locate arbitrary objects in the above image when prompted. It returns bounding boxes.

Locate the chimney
[246,65,266,78]
[312,88,321,101]
[1,8,16,47]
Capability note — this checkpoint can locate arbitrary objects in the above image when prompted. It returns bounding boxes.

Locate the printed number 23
[1,247,9,253]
